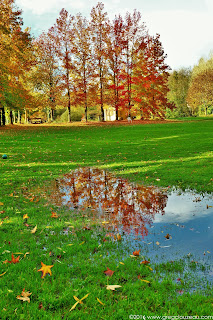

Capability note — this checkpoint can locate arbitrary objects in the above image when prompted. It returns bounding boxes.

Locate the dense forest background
[0,0,212,125]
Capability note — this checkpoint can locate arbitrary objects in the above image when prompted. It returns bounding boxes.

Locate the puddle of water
[51,167,213,267]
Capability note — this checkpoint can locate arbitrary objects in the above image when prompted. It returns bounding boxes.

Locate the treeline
[0,0,173,125]
[167,53,213,117]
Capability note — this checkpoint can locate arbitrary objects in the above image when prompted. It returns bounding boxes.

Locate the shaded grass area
[0,120,213,318]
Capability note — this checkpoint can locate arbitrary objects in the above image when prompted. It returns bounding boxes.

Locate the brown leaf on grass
[133,250,140,256]
[16,288,32,303]
[7,253,20,264]
[104,267,115,277]
[140,260,150,265]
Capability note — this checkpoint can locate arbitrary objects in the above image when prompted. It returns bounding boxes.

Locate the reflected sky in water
[51,167,213,263]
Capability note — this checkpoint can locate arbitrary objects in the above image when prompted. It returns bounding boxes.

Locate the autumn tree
[90,2,111,121]
[107,15,125,120]
[167,68,191,117]
[0,0,34,125]
[32,29,61,121]
[72,14,93,121]
[187,53,213,116]
[54,9,74,122]
[187,69,213,115]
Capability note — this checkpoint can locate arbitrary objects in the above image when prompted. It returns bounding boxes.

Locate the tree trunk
[24,108,28,124]
[10,110,13,125]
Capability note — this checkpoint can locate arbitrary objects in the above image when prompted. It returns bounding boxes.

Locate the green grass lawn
[0,119,212,319]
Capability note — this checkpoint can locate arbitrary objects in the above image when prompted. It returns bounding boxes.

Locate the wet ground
[51,167,213,277]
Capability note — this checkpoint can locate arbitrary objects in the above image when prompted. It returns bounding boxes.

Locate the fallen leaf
[0,202,4,206]
[51,211,58,218]
[165,233,172,240]
[104,267,115,277]
[140,279,150,283]
[133,250,140,256]
[31,225,37,234]
[0,271,6,277]
[156,241,160,245]
[119,262,125,265]
[23,214,29,219]
[116,234,122,241]
[97,298,104,306]
[16,288,32,303]
[37,262,54,278]
[7,253,20,264]
[140,260,150,265]
[70,293,89,311]
[106,285,122,291]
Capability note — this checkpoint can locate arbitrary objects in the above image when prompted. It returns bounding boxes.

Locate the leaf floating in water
[133,250,140,256]
[165,233,172,240]
[156,241,160,246]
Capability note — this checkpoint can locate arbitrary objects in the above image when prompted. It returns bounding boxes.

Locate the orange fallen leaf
[23,214,29,219]
[7,253,20,264]
[133,250,140,256]
[51,211,58,218]
[104,267,115,277]
[37,262,54,278]
[0,202,4,206]
[140,260,150,265]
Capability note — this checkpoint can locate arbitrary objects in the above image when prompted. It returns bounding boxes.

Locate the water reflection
[51,167,168,237]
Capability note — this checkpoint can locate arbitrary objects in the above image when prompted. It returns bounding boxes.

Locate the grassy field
[0,119,213,319]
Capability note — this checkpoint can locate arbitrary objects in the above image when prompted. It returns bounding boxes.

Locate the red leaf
[104,267,115,277]
[7,253,20,264]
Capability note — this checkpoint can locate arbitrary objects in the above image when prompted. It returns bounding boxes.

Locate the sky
[15,0,213,70]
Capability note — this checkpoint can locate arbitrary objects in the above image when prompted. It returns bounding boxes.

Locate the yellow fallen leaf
[97,298,104,306]
[140,279,150,283]
[117,234,122,241]
[119,262,125,265]
[207,251,210,254]
[102,221,109,224]
[70,293,90,311]
[23,214,29,219]
[67,244,74,246]
[106,285,122,291]
[0,222,3,226]
[31,225,37,234]
[156,241,160,245]
[24,252,30,258]
[45,226,52,229]
[146,266,153,271]
[130,255,137,258]
[16,288,32,303]
[79,241,85,245]
[0,202,4,206]
[0,271,6,277]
